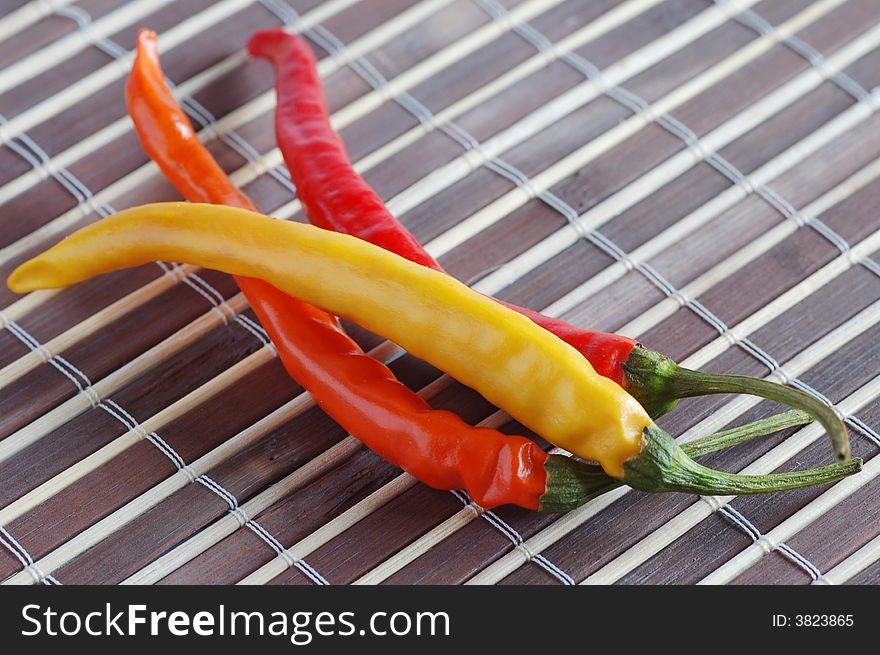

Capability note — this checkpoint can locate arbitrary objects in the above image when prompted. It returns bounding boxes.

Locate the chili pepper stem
[622,345,851,462]
[682,408,809,458]
[540,408,813,512]
[623,425,861,496]
[621,346,682,418]
[540,458,620,513]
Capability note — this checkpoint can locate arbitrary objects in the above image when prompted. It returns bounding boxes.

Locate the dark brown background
[0,0,878,585]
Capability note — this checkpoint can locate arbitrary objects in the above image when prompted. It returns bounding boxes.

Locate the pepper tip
[135,27,158,52]
[247,27,292,61]
[7,259,46,293]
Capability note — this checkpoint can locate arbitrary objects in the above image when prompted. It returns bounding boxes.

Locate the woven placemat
[0,0,879,585]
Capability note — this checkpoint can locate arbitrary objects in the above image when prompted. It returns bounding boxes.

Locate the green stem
[622,346,851,462]
[540,457,620,513]
[623,426,861,496]
[683,409,810,458]
[540,409,812,512]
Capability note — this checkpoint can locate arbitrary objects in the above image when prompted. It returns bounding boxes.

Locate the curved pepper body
[123,29,548,509]
[9,203,652,477]
[250,283,548,508]
[126,39,253,210]
[247,29,438,270]
[495,306,634,386]
[248,28,638,386]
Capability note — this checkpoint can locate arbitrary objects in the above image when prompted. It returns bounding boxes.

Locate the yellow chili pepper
[10,202,647,475]
[9,203,860,498]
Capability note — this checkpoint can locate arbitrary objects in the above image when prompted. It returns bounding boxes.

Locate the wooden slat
[0,1,123,70]
[2,0,880,586]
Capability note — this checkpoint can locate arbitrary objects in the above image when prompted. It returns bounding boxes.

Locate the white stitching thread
[777,543,822,581]
[6,321,53,363]
[96,395,330,582]
[1,310,308,584]
[716,507,821,581]
[55,5,131,61]
[245,518,330,585]
[229,507,250,528]
[720,508,820,581]
[5,321,104,408]
[0,526,61,585]
[0,0,474,588]
[700,495,722,513]
[0,528,33,568]
[449,490,574,584]
[714,0,872,104]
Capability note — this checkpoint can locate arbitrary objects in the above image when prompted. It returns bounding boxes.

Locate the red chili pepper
[126,28,551,509]
[248,27,851,464]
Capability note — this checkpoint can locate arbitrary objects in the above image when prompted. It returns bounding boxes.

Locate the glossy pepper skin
[8,204,862,499]
[9,203,652,477]
[247,28,636,388]
[248,28,852,464]
[125,29,548,509]
[250,284,548,508]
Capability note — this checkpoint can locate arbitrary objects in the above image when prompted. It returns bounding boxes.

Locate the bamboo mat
[0,0,879,586]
